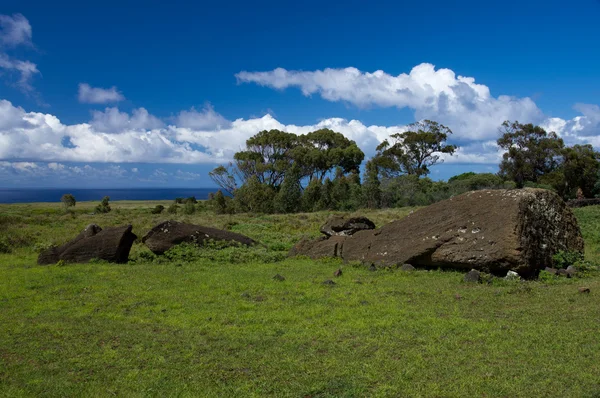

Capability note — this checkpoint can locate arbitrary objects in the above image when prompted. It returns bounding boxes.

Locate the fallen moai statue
[38,224,137,265]
[289,189,584,276]
[320,216,375,237]
[142,220,256,254]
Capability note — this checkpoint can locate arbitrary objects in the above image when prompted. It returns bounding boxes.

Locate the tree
[497,121,564,188]
[561,144,600,198]
[295,129,364,181]
[95,196,111,214]
[233,176,276,213]
[274,166,302,213]
[235,129,299,188]
[373,120,457,178]
[301,178,322,212]
[362,161,381,209]
[61,194,76,211]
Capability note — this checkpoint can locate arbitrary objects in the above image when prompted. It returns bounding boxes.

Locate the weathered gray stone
[143,220,256,254]
[464,269,481,283]
[320,216,375,237]
[38,224,136,265]
[289,189,584,277]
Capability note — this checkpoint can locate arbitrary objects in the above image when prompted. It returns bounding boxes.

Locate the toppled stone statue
[142,220,256,254]
[320,216,375,237]
[38,224,137,265]
[289,189,584,276]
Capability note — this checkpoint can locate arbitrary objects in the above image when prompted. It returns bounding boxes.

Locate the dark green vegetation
[208,120,600,214]
[1,201,600,397]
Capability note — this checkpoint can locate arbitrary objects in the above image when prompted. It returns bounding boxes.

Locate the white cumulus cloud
[90,107,164,132]
[78,83,125,104]
[0,13,39,93]
[236,63,544,141]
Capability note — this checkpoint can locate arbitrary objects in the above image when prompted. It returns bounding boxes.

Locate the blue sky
[1,0,600,188]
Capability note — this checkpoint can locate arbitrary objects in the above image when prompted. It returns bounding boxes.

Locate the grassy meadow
[1,200,600,397]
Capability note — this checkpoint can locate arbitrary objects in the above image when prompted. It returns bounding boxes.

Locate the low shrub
[167,204,179,214]
[553,250,584,269]
[151,205,165,214]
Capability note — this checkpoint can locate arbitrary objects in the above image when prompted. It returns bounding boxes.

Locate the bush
[552,250,584,269]
[183,201,196,215]
[151,205,165,214]
[208,190,234,214]
[174,197,185,204]
[95,196,111,214]
[185,196,198,204]
[60,194,76,211]
[167,203,179,214]
[0,237,11,254]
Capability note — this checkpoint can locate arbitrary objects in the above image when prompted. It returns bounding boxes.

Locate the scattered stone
[333,268,343,277]
[240,292,251,298]
[455,294,462,300]
[360,300,369,305]
[505,270,521,281]
[322,279,336,286]
[579,287,591,294]
[38,224,136,265]
[565,265,578,278]
[272,274,285,281]
[320,216,375,237]
[142,220,256,254]
[464,269,481,283]
[368,264,377,272]
[544,267,558,275]
[557,269,568,277]
[399,263,416,271]
[289,189,584,277]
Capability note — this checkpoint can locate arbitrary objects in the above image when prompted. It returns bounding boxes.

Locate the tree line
[207,119,600,214]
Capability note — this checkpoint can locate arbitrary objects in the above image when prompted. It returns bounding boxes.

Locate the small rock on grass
[544,267,558,275]
[505,270,521,281]
[333,268,342,277]
[272,274,285,281]
[323,279,336,286]
[464,269,481,283]
[400,263,415,271]
[368,264,377,272]
[579,287,590,294]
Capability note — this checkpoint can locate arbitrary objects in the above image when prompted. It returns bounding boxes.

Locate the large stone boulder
[142,220,256,254]
[320,216,375,237]
[38,224,137,265]
[289,189,584,276]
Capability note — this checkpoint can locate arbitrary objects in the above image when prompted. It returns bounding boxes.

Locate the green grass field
[1,201,600,397]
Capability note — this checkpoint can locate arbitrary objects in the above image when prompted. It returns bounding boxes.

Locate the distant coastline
[0,188,216,204]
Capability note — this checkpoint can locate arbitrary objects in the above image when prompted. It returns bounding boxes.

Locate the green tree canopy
[372,120,457,178]
[497,121,564,188]
[294,128,364,181]
[554,144,600,198]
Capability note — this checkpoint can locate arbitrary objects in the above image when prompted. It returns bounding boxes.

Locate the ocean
[0,188,217,204]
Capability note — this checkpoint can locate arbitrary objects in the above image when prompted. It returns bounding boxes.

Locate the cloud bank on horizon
[1,13,600,183]
[2,64,600,167]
